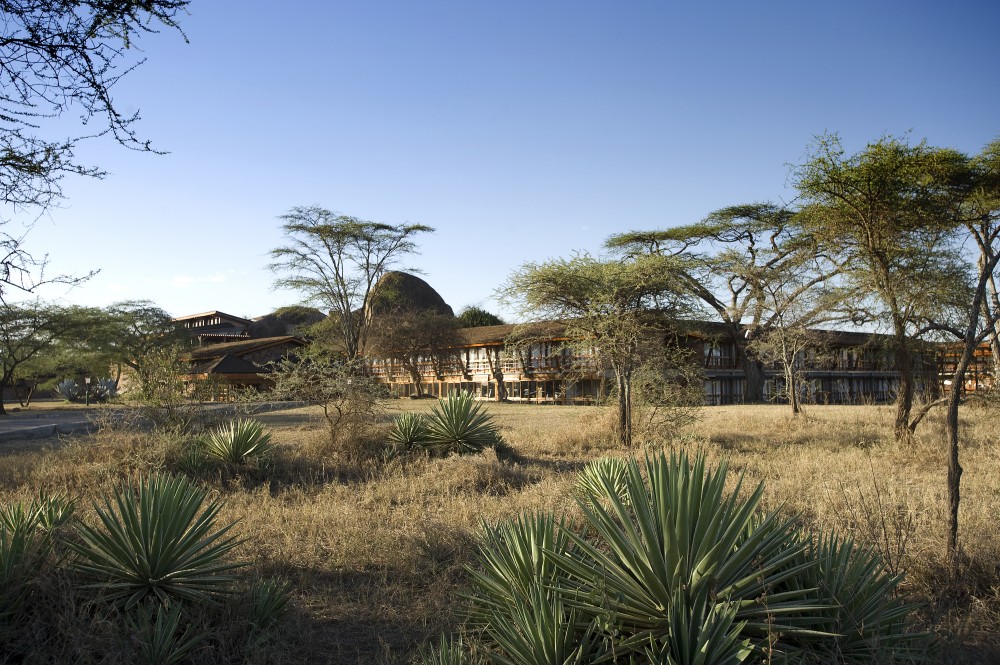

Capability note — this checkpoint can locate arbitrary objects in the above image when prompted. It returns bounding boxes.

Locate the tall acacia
[269,207,433,361]
[794,134,967,440]
[607,203,844,403]
[921,140,1000,561]
[499,253,690,447]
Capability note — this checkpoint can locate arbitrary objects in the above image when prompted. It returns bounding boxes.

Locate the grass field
[1,399,998,663]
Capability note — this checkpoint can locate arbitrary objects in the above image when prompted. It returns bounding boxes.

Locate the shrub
[205,419,274,466]
[55,378,82,402]
[388,412,429,450]
[423,392,500,456]
[70,473,244,608]
[0,493,74,640]
[466,451,930,664]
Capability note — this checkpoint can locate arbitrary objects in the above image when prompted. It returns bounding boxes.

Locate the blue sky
[14,0,1000,320]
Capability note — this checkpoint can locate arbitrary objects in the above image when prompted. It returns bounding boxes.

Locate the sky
[11,0,1000,321]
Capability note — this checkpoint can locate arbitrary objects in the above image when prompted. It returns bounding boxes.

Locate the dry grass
[1,399,999,662]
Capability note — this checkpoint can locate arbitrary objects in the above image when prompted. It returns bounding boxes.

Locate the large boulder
[366,271,454,317]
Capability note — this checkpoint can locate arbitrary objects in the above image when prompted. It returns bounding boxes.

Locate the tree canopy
[1,1,189,299]
[499,253,691,446]
[269,207,433,361]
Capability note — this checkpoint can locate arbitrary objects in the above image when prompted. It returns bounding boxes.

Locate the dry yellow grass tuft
[0,399,998,662]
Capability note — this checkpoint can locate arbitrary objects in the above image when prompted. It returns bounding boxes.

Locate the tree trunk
[984,271,1000,381]
[743,357,766,404]
[0,374,9,415]
[892,332,915,441]
[615,369,632,447]
[406,355,423,397]
[786,365,801,415]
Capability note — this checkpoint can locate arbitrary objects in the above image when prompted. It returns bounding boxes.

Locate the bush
[205,419,274,466]
[54,377,117,403]
[70,473,244,608]
[465,451,930,664]
[423,392,500,456]
[388,411,430,450]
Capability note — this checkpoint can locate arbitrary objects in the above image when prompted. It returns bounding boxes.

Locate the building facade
[367,321,932,406]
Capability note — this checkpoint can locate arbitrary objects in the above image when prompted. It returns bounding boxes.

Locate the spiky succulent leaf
[70,473,244,608]
[424,392,499,455]
[389,412,429,448]
[205,418,274,466]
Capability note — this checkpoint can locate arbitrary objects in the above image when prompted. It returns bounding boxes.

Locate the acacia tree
[795,134,968,440]
[499,253,689,447]
[746,275,846,415]
[95,301,188,386]
[268,207,433,361]
[0,301,93,414]
[607,203,844,403]
[1,1,189,299]
[457,306,505,328]
[916,140,1000,561]
[369,311,461,397]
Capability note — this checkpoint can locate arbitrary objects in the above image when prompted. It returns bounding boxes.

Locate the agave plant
[127,603,206,665]
[388,412,429,449]
[467,452,929,664]
[55,378,81,402]
[205,418,274,466]
[574,456,629,507]
[0,511,42,638]
[423,391,499,456]
[420,635,462,665]
[245,577,293,649]
[70,473,244,608]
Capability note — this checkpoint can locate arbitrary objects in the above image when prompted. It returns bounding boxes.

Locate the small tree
[500,253,690,446]
[268,207,433,361]
[369,311,461,397]
[269,345,384,448]
[0,301,96,414]
[457,306,505,328]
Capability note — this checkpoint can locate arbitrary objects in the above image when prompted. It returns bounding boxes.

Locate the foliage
[369,310,462,396]
[607,203,847,404]
[99,301,190,384]
[466,452,929,664]
[124,345,201,432]
[70,473,244,608]
[629,342,704,439]
[420,633,469,665]
[0,2,188,298]
[458,306,505,328]
[54,377,117,403]
[388,411,430,449]
[269,345,385,448]
[269,207,434,360]
[205,419,274,466]
[0,301,103,413]
[499,252,691,446]
[424,391,501,456]
[127,603,206,665]
[0,492,74,640]
[574,456,629,507]
[794,133,971,437]
[245,577,294,649]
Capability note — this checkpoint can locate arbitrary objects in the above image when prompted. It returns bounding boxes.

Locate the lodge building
[367,321,942,406]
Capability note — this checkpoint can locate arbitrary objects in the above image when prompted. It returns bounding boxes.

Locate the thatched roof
[181,336,306,362]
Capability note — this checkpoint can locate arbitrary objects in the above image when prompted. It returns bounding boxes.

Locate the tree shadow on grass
[260,565,461,664]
